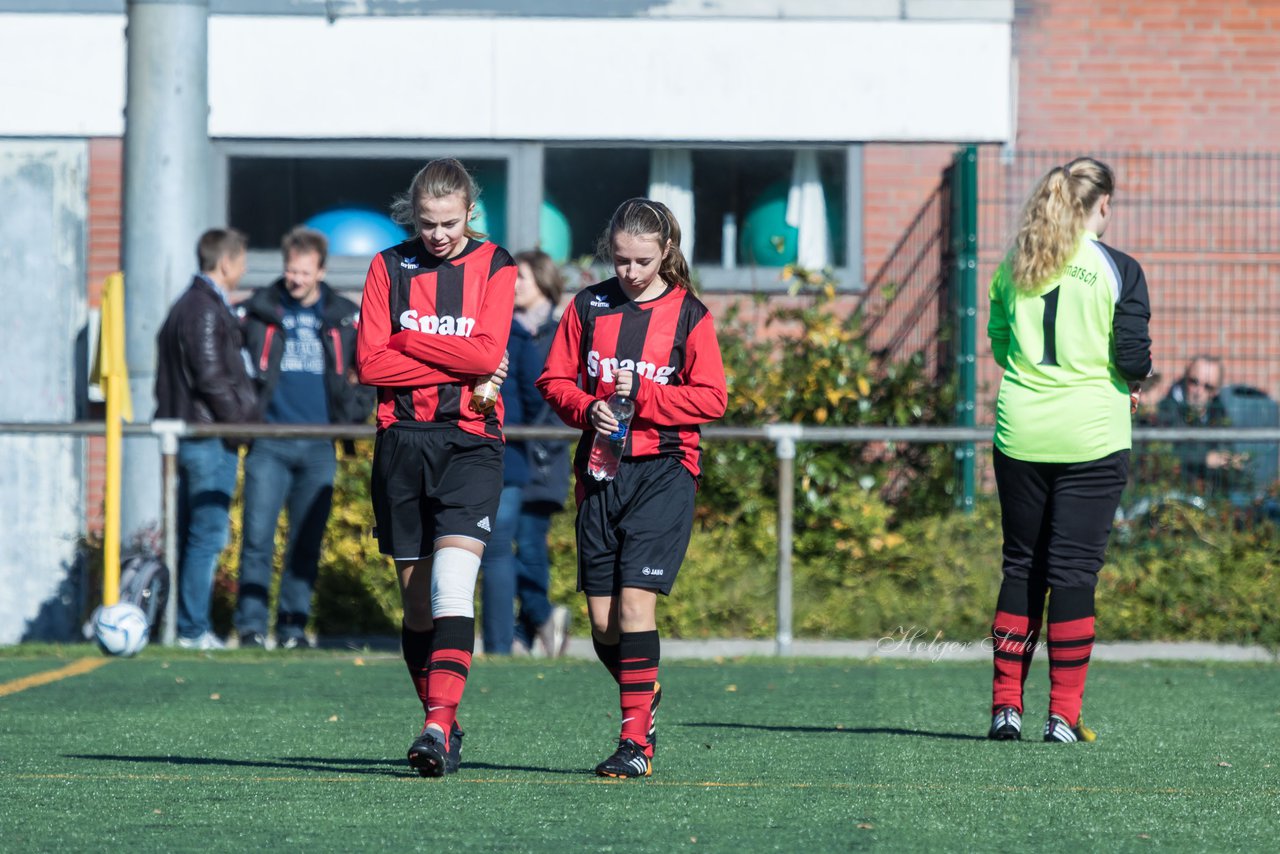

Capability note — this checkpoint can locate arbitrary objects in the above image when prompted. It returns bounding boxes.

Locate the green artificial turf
[2,649,1277,852]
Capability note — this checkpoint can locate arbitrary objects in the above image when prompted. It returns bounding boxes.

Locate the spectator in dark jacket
[511,250,572,657]
[233,227,375,649]
[1155,356,1229,491]
[478,320,543,654]
[155,228,257,650]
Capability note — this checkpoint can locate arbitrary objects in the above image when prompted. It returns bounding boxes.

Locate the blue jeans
[234,438,336,640]
[479,485,522,654]
[513,508,555,647]
[176,438,240,639]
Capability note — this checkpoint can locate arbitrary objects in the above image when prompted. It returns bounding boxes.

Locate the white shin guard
[430,546,481,618]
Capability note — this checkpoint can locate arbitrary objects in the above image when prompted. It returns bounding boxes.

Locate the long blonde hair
[1010,157,1114,292]
[390,158,486,240]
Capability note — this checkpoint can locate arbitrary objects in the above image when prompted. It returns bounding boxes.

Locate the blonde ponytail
[391,158,487,240]
[1009,157,1115,292]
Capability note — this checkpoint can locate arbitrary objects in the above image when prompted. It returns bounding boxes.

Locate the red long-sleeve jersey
[537,278,726,485]
[356,237,516,438]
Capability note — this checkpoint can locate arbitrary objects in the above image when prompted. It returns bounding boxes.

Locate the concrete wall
[0,13,1013,143]
[0,141,89,643]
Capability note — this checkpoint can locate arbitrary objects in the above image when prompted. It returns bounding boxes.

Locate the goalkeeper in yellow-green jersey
[985,157,1152,745]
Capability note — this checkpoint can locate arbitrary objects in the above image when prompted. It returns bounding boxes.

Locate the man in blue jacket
[233,227,374,649]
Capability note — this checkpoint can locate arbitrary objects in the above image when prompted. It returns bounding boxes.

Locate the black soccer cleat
[1044,713,1097,743]
[408,726,448,777]
[988,706,1022,741]
[594,738,652,779]
[445,722,464,774]
[648,682,662,752]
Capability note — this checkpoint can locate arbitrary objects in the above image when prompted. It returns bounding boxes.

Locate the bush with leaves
[173,268,1275,647]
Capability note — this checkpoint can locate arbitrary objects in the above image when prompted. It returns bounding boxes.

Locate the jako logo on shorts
[587,350,675,385]
[399,310,476,336]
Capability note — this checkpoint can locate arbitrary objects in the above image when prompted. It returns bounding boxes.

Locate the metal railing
[8,420,1280,653]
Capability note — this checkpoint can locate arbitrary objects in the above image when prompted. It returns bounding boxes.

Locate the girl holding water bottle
[537,198,726,778]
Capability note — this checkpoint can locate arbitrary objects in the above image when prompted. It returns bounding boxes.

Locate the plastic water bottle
[587,393,635,482]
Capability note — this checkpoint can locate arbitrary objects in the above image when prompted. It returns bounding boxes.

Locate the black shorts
[371,425,504,561]
[575,456,696,596]
[993,447,1130,589]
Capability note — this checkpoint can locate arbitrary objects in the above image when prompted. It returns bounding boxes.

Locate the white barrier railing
[5,421,1278,652]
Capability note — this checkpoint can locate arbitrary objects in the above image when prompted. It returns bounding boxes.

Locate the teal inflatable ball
[469,167,508,248]
[539,198,572,264]
[470,193,507,248]
[304,209,408,256]
[738,181,844,268]
[473,195,571,263]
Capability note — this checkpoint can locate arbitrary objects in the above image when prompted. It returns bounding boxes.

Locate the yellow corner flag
[90,272,133,422]
[90,273,130,605]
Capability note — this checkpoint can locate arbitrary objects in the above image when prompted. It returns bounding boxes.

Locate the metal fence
[856,163,953,381]
[7,420,1279,653]
[977,149,1280,406]
[859,148,1280,426]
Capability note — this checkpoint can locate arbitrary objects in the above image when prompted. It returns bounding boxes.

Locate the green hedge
[204,270,1278,646]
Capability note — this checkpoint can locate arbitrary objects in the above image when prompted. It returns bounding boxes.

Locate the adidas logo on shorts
[477,516,491,532]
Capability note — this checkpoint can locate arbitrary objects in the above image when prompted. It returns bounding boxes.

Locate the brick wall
[85,138,123,534]
[78,2,1280,525]
[1013,0,1280,151]
[859,1,1280,420]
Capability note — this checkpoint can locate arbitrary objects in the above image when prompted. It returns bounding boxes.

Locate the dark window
[691,149,846,268]
[227,156,508,253]
[543,148,649,261]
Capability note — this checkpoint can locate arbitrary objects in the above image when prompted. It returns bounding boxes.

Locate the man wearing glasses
[1156,355,1235,491]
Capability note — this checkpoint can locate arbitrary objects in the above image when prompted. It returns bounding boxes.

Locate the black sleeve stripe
[1100,241,1154,383]
[488,244,516,278]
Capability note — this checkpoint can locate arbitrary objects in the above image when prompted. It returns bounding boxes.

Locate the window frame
[213,139,864,295]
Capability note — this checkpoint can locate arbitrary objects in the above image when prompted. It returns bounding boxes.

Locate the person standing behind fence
[537,199,726,778]
[986,157,1152,744]
[476,317,540,655]
[155,228,259,651]
[511,250,572,658]
[1155,356,1230,492]
[233,227,375,650]
[356,158,516,778]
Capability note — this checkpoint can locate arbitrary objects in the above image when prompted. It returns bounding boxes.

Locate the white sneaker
[177,632,226,651]
[536,605,571,658]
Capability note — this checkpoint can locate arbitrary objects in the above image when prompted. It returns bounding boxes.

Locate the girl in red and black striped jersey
[537,198,727,778]
[355,158,516,778]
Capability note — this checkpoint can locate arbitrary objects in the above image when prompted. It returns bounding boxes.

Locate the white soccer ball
[94,602,150,657]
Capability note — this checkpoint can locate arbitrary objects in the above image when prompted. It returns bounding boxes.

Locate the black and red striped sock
[618,630,660,757]
[424,616,475,738]
[991,578,1047,713]
[592,635,621,684]
[1047,586,1096,726]
[401,624,434,715]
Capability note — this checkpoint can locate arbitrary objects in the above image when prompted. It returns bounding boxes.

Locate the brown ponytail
[597,197,694,291]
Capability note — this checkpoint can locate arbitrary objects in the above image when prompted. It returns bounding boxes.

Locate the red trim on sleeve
[259,326,275,373]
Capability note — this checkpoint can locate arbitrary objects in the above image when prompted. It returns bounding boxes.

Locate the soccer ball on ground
[93,602,150,657]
